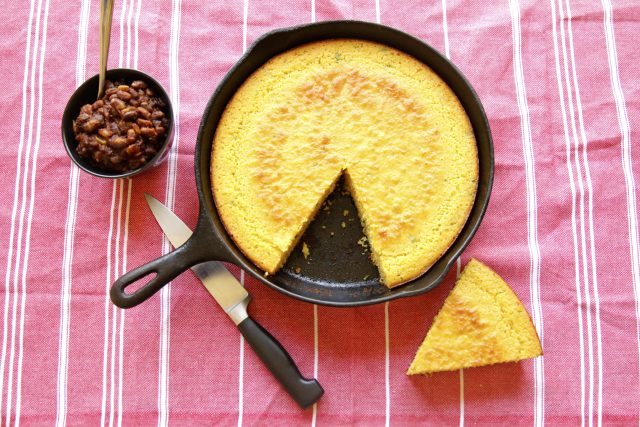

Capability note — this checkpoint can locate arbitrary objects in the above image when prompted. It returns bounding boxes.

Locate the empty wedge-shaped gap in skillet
[282,175,380,286]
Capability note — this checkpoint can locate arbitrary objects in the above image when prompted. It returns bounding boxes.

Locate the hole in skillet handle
[120,271,158,295]
[110,234,209,308]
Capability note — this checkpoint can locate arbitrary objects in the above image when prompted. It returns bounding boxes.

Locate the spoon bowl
[61,68,175,179]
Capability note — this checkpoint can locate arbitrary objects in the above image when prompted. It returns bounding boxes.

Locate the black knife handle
[237,317,324,409]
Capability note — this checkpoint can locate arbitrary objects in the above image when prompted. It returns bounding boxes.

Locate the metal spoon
[97,0,115,99]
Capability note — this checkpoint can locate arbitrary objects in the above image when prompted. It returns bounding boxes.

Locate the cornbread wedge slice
[407,259,542,374]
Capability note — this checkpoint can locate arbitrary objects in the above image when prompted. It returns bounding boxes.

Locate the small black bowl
[61,68,175,179]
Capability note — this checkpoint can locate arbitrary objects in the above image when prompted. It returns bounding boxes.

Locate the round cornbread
[212,39,479,287]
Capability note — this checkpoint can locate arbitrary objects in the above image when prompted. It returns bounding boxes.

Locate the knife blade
[144,194,324,409]
[145,194,250,324]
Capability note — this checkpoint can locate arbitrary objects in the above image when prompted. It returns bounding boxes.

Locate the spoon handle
[98,0,115,99]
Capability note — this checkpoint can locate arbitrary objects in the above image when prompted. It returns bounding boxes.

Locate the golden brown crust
[212,39,478,286]
[407,259,543,374]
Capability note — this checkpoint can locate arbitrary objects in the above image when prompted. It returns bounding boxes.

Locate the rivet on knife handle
[237,317,324,409]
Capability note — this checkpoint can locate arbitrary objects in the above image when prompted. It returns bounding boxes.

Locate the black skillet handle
[110,236,207,309]
[238,316,324,409]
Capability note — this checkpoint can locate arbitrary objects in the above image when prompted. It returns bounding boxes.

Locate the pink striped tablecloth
[0,0,639,424]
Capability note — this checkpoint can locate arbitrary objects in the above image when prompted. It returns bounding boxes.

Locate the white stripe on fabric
[556,1,596,424]
[456,258,463,427]
[563,0,603,424]
[126,0,134,68]
[7,0,44,422]
[242,0,248,53]
[0,0,35,423]
[459,369,464,427]
[508,1,544,426]
[134,0,142,70]
[384,301,390,427]
[57,164,80,427]
[441,0,450,59]
[311,302,318,427]
[110,180,124,427]
[75,0,88,85]
[118,0,126,69]
[16,0,51,423]
[101,184,117,427]
[157,295,170,427]
[56,0,90,423]
[117,0,138,418]
[238,332,244,427]
[238,270,244,427]
[158,0,182,423]
[118,179,132,427]
[601,2,640,423]
[109,305,118,427]
[109,304,118,427]
[549,0,586,424]
[117,303,125,427]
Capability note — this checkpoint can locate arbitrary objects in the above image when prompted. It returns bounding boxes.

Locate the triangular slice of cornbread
[407,259,542,374]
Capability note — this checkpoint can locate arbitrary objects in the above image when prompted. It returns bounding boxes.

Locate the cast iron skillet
[111,20,494,309]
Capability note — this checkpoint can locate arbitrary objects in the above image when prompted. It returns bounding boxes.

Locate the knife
[144,194,323,409]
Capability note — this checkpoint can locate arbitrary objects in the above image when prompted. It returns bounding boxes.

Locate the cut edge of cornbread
[214,166,344,275]
[343,168,477,288]
[268,170,344,274]
[342,170,383,282]
[406,258,542,375]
